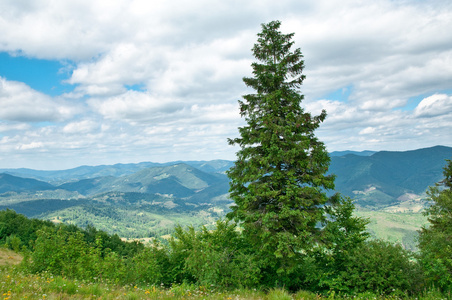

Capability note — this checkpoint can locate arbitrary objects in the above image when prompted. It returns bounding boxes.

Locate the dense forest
[1,21,451,299]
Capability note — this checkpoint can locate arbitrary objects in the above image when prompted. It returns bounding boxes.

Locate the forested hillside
[0,146,450,242]
[0,163,231,238]
[330,145,452,207]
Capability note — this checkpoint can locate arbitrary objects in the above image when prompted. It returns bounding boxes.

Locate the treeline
[0,209,143,257]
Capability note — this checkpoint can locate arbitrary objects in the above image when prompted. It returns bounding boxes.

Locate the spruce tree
[227,21,336,277]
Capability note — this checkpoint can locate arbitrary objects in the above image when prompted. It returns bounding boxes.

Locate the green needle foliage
[418,158,452,290]
[227,20,336,282]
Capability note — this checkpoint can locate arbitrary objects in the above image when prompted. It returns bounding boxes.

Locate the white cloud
[0,77,76,122]
[414,94,452,117]
[359,127,376,135]
[88,90,184,121]
[63,120,98,134]
[0,122,30,132]
[17,141,44,150]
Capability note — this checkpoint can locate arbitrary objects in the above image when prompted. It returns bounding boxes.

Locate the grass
[0,265,450,300]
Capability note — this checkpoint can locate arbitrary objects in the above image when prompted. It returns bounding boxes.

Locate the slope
[330,145,452,207]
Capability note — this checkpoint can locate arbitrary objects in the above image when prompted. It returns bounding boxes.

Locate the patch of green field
[355,207,428,251]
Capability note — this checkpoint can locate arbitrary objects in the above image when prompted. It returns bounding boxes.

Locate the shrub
[331,240,422,295]
[168,219,260,289]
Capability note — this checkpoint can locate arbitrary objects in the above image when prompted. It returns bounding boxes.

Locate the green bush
[5,234,21,252]
[128,241,170,285]
[330,240,422,295]
[27,226,102,279]
[168,219,260,289]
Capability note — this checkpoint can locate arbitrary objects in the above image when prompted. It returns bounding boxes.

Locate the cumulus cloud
[88,90,184,121]
[414,94,452,117]
[17,141,44,150]
[0,122,30,132]
[0,77,76,122]
[63,120,98,134]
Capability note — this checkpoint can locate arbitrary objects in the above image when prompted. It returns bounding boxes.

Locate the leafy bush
[303,196,369,292]
[168,219,260,289]
[127,240,171,285]
[5,234,21,252]
[329,240,422,295]
[27,226,102,279]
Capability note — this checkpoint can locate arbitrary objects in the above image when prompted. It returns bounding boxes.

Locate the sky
[0,0,451,170]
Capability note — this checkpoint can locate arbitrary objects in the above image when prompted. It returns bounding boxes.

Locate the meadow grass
[1,267,450,300]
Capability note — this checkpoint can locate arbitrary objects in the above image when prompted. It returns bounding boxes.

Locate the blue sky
[0,53,74,96]
[0,0,451,170]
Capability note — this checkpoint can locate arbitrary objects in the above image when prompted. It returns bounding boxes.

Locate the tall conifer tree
[227,21,335,275]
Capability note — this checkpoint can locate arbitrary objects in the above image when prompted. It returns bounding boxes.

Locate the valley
[0,145,450,247]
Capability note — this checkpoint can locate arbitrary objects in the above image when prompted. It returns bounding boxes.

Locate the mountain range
[0,145,451,241]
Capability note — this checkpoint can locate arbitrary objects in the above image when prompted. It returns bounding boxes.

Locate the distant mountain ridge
[0,163,230,199]
[329,145,452,207]
[0,173,55,193]
[0,145,450,238]
[330,150,376,157]
[1,146,451,204]
[0,162,233,238]
[0,160,234,184]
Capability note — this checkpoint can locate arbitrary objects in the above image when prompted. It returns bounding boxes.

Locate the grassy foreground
[0,249,448,300]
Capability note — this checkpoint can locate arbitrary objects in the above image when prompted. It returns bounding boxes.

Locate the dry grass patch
[0,248,22,266]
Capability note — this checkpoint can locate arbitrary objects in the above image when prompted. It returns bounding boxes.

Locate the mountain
[56,163,229,198]
[330,150,376,157]
[329,145,452,207]
[0,160,234,184]
[0,162,163,184]
[0,173,55,193]
[0,163,232,238]
[1,146,451,208]
[0,145,450,243]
